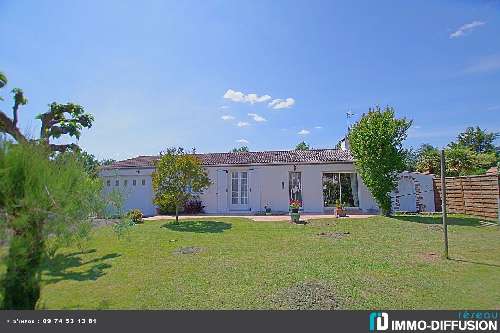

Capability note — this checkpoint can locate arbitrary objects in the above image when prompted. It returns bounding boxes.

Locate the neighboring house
[99,148,380,216]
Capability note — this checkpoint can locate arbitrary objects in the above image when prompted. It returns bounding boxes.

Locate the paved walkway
[144,213,376,222]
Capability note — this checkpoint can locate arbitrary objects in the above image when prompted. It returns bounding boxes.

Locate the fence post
[440,150,449,259]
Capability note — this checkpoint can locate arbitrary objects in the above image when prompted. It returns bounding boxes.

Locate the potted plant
[289,199,301,223]
[335,199,346,217]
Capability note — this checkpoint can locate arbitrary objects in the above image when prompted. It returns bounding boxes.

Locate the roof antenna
[346,108,355,134]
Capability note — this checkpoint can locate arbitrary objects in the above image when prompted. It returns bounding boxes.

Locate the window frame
[322,172,359,208]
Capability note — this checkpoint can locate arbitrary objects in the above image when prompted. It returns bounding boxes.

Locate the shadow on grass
[393,215,482,227]
[449,258,500,268]
[161,220,232,233]
[42,249,121,285]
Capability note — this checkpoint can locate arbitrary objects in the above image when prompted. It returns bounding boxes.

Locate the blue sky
[1,0,499,160]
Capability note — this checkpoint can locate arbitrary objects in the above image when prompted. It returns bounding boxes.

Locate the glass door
[289,172,302,206]
[230,171,248,210]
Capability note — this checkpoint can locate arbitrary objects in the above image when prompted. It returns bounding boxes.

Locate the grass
[2,215,500,309]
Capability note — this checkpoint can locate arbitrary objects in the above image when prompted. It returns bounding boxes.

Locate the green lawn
[5,215,500,309]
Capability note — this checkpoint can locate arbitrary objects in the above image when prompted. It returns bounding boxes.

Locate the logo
[370,312,389,331]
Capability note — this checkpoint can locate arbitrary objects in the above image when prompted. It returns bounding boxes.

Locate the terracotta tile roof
[101,149,353,170]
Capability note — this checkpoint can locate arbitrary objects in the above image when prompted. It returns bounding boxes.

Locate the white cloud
[236,139,249,144]
[450,21,485,38]
[269,97,295,109]
[246,93,271,104]
[314,126,323,129]
[298,129,310,135]
[237,121,250,127]
[248,113,267,122]
[463,55,500,74]
[221,115,235,121]
[220,105,230,109]
[487,105,500,111]
[223,89,271,104]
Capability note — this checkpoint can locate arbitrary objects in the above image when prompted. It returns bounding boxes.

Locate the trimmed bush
[127,209,143,223]
[183,200,204,214]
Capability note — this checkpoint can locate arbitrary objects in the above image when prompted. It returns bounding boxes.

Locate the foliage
[127,209,143,224]
[0,71,6,89]
[99,158,116,166]
[183,200,205,214]
[415,144,441,174]
[152,147,211,223]
[54,149,100,178]
[231,146,249,153]
[335,199,343,209]
[415,143,498,176]
[37,102,94,142]
[112,218,136,239]
[348,106,412,215]
[0,71,93,152]
[451,126,499,154]
[157,200,178,215]
[402,147,418,172]
[0,142,103,309]
[295,141,310,151]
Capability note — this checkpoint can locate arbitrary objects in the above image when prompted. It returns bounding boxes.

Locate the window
[231,171,248,205]
[322,173,359,207]
[240,172,248,204]
[133,179,137,186]
[115,180,119,186]
[142,179,146,186]
[231,172,239,204]
[124,180,128,186]
[106,180,111,187]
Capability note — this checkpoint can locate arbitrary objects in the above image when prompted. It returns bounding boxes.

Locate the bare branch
[0,110,27,143]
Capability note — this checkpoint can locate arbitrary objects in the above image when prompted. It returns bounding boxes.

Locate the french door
[230,171,249,210]
[289,171,302,206]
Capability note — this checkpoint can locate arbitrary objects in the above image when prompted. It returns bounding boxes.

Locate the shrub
[183,200,204,214]
[157,200,180,215]
[127,209,143,223]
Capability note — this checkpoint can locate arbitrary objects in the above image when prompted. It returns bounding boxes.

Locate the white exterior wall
[99,168,156,216]
[391,172,435,212]
[99,162,379,216]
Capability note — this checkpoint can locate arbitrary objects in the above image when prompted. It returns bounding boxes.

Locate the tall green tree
[231,146,249,153]
[348,106,412,216]
[152,148,211,223]
[451,126,499,154]
[415,144,441,174]
[295,141,310,151]
[0,143,102,309]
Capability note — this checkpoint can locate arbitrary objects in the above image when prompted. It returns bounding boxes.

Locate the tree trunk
[175,204,179,224]
[2,219,44,310]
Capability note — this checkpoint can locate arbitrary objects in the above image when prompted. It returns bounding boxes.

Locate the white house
[99,148,435,216]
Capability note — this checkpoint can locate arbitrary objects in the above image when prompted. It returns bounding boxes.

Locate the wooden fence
[433,174,500,220]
